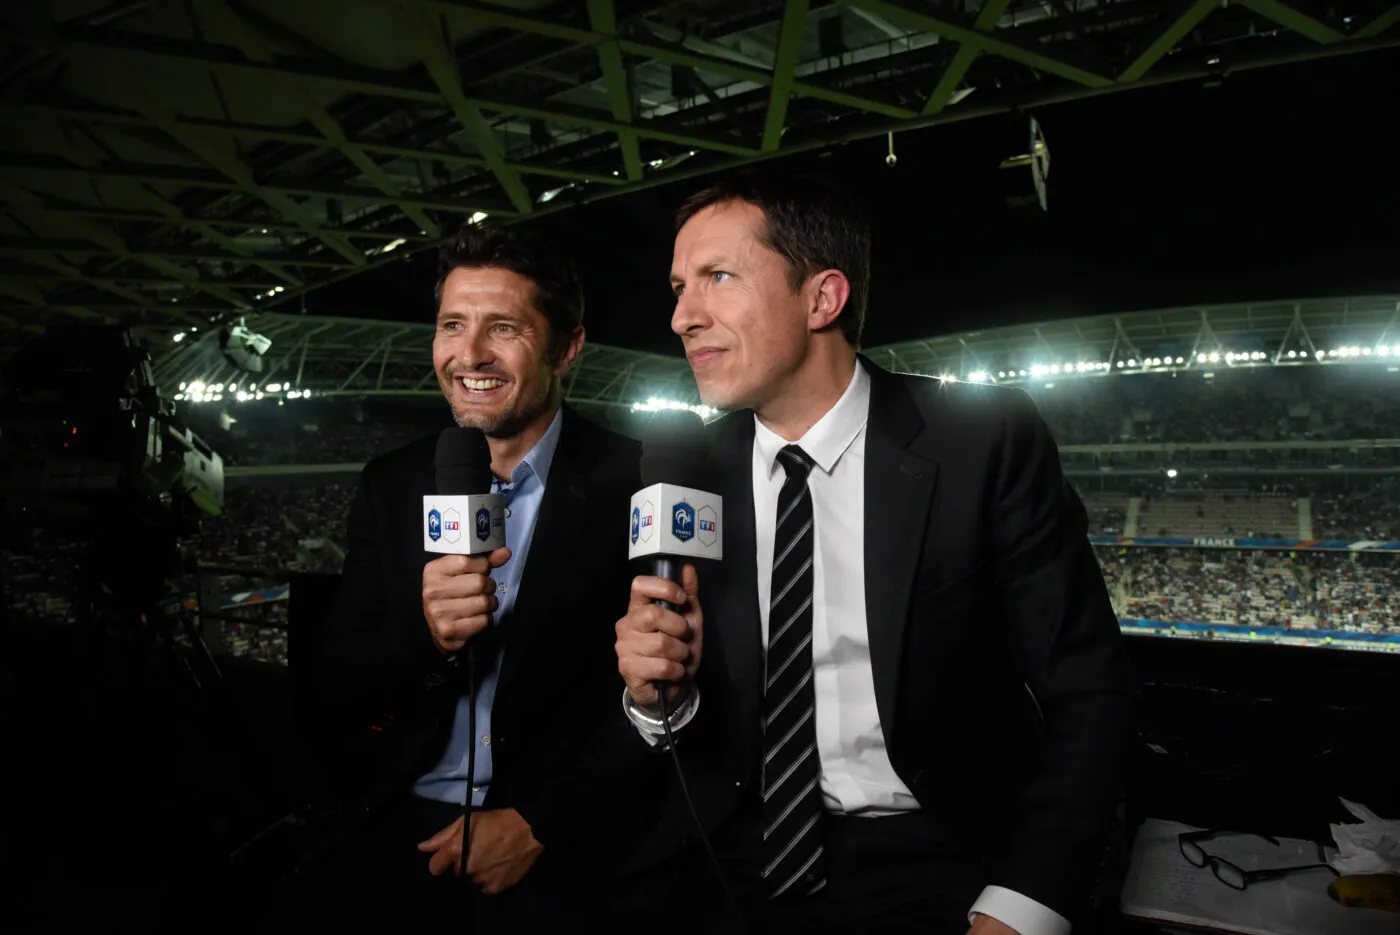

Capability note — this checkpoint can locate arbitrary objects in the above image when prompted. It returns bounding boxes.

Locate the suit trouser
[260,793,611,934]
[614,799,989,934]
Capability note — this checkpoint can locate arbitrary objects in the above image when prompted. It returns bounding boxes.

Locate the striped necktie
[761,444,825,898]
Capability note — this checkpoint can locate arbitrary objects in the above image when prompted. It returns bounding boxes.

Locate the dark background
[304,50,1400,354]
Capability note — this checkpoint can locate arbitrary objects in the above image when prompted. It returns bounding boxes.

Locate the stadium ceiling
[3,1,1399,339]
[154,294,1400,409]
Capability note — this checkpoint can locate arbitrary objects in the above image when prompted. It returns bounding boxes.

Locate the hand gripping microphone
[427,426,505,882]
[631,409,724,610]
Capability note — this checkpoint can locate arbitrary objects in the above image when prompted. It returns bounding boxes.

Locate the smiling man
[613,170,1136,934]
[278,225,644,932]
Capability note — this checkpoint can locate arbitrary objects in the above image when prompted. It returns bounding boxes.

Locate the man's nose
[672,289,709,337]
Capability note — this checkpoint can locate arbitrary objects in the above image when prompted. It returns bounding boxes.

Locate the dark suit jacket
[309,405,647,866]
[629,359,1136,921]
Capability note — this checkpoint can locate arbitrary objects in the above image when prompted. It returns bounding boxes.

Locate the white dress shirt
[751,364,1068,935]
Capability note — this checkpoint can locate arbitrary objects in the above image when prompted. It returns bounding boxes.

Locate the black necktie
[761,444,825,898]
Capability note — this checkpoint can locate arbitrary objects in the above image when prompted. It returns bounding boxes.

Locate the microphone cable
[460,645,477,881]
[653,678,749,932]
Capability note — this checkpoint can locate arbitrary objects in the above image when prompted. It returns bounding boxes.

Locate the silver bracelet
[622,682,700,735]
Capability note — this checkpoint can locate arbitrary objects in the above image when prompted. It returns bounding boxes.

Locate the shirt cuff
[623,683,700,746]
[969,886,1070,935]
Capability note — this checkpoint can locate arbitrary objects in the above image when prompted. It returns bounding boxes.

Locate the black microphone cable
[652,676,749,932]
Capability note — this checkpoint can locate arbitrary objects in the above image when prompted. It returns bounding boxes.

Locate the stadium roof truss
[869,294,1400,382]
[152,294,1400,410]
[3,0,1399,338]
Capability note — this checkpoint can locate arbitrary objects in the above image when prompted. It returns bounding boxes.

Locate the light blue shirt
[413,408,563,808]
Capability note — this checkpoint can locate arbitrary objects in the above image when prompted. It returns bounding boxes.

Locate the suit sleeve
[986,389,1137,920]
[312,464,452,723]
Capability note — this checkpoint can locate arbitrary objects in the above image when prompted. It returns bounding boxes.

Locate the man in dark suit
[614,171,1137,934]
[278,225,642,931]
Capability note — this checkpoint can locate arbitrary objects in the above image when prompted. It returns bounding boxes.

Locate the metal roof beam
[1356,6,1400,38]
[1118,0,1216,83]
[4,100,629,187]
[923,0,1011,115]
[5,272,285,290]
[123,87,369,267]
[45,204,432,243]
[587,0,643,181]
[0,181,251,310]
[0,236,357,270]
[0,150,509,216]
[842,0,1113,88]
[195,0,443,239]
[53,24,757,157]
[762,0,810,153]
[420,0,916,120]
[398,3,534,215]
[1236,0,1344,44]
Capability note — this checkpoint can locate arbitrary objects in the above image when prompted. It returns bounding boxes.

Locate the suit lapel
[496,409,593,693]
[708,412,763,748]
[861,359,937,755]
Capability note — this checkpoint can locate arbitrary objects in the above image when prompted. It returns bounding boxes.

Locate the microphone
[426,427,505,555]
[427,426,503,880]
[631,409,723,612]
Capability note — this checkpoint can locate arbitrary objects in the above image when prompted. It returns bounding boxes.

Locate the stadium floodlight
[631,397,717,419]
[255,392,264,400]
[470,211,489,224]
[1127,359,1137,367]
[1363,347,1373,356]
[302,388,312,399]
[968,371,988,383]
[236,391,249,402]
[1018,370,1027,377]
[267,383,282,393]
[998,371,1007,378]
[1381,347,1392,357]
[219,318,273,373]
[1299,350,1309,357]
[1208,352,1220,363]
[174,393,184,401]
[287,390,301,399]
[1166,468,1178,478]
[172,332,186,343]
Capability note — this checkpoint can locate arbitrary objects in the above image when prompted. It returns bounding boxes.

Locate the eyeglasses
[1178,829,1337,890]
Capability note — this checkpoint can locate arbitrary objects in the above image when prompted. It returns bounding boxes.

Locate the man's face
[433,266,576,437]
[670,201,811,412]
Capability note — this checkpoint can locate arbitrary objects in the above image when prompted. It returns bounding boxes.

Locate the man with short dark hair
[614,169,1136,934]
[273,224,643,931]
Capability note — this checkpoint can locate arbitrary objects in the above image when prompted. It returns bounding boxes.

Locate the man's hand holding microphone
[616,407,719,724]
[616,563,703,707]
[423,547,509,655]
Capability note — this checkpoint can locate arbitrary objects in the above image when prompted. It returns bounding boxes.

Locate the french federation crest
[475,507,491,542]
[427,508,442,542]
[631,506,641,545]
[672,501,695,542]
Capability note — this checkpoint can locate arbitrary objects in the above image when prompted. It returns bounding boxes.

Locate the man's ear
[554,326,586,376]
[808,270,851,334]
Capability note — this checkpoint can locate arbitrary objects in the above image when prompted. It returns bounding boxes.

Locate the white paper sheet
[1120,818,1398,935]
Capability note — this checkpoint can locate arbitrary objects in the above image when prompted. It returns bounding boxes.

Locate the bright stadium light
[1363,347,1373,356]
[1287,350,1297,358]
[236,391,249,401]
[302,388,312,399]
[1127,359,1137,367]
[1166,468,1178,478]
[1381,347,1392,357]
[174,393,184,401]
[998,371,1007,378]
[1116,361,1125,368]
[631,397,717,419]
[173,332,186,343]
[968,371,988,383]
[1208,352,1220,363]
[287,390,301,399]
[267,383,282,392]
[1299,350,1309,357]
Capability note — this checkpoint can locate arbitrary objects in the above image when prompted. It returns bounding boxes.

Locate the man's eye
[712,271,731,283]
[491,323,517,335]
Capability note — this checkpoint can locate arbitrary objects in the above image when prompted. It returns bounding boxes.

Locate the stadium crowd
[1097,546,1400,634]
